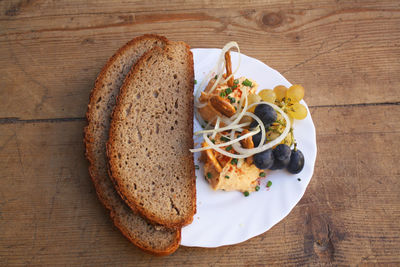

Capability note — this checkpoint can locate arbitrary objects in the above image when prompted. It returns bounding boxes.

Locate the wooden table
[1,0,399,265]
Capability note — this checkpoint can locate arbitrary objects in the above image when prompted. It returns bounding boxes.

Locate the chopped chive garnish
[233,79,239,84]
[220,136,230,142]
[228,96,236,103]
[211,139,215,144]
[226,145,232,151]
[231,158,238,165]
[266,181,272,187]
[225,87,232,95]
[243,191,250,197]
[234,106,237,110]
[276,120,285,126]
[231,84,238,89]
[220,91,226,97]
[255,186,260,191]
[242,79,252,87]
[195,165,199,170]
[194,79,197,84]
[225,175,230,179]
[259,172,266,177]
[214,75,218,79]
[207,172,212,179]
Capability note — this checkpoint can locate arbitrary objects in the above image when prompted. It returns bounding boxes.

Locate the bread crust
[106,41,196,229]
[84,34,180,255]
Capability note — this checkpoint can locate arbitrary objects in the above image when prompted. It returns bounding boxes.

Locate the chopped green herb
[220,136,230,142]
[242,79,252,87]
[214,75,218,79]
[231,84,238,89]
[226,145,232,151]
[238,100,240,104]
[225,87,233,95]
[231,158,238,165]
[228,96,236,103]
[234,106,237,111]
[259,172,266,177]
[243,191,250,197]
[194,79,197,84]
[276,120,285,126]
[297,178,301,181]
[234,79,239,84]
[207,172,212,179]
[255,185,260,191]
[195,165,199,170]
[211,139,215,144]
[204,120,209,124]
[225,175,230,179]
[220,91,226,97]
[267,181,272,187]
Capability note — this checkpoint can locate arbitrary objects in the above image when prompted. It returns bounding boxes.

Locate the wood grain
[1,0,399,119]
[1,0,399,265]
[0,105,399,265]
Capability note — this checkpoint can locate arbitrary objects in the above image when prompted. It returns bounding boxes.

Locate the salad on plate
[190,42,307,196]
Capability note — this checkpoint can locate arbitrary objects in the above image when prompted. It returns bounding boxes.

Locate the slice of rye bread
[107,41,196,229]
[84,34,181,255]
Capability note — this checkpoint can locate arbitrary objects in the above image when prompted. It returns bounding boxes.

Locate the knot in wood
[262,12,283,27]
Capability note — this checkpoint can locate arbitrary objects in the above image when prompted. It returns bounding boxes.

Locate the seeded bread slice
[107,41,196,229]
[84,34,180,255]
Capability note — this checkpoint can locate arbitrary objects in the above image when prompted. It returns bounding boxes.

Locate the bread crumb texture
[108,42,195,228]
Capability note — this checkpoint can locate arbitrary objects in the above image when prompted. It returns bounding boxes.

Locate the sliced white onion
[207,42,241,95]
[219,116,234,126]
[194,102,208,109]
[231,102,291,155]
[231,112,266,153]
[189,127,259,153]
[194,41,241,108]
[211,117,221,139]
[203,133,249,159]
[194,122,250,136]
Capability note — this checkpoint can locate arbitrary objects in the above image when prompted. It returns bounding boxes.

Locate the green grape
[287,103,307,120]
[273,85,287,101]
[286,84,305,103]
[258,89,276,103]
[246,94,262,112]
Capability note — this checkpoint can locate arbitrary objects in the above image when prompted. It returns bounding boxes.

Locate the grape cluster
[253,144,304,173]
[258,84,308,120]
[248,84,308,174]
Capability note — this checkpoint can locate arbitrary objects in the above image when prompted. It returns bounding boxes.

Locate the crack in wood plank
[0,10,254,37]
[1,102,399,125]
[282,34,359,74]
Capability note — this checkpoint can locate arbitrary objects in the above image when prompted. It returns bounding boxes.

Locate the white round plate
[181,48,317,247]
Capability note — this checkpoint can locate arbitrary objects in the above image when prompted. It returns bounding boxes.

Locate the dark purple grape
[254,104,277,126]
[252,131,262,147]
[269,159,287,170]
[253,149,274,169]
[287,148,304,174]
[273,144,291,162]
